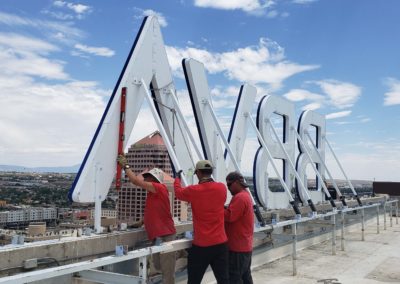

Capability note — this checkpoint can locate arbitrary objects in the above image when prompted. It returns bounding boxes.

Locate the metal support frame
[203,100,243,176]
[390,203,393,227]
[77,269,143,284]
[141,79,189,186]
[397,201,399,225]
[265,119,317,214]
[203,100,265,225]
[304,131,347,207]
[167,88,204,162]
[294,129,336,208]
[324,137,362,206]
[0,239,190,284]
[246,115,300,215]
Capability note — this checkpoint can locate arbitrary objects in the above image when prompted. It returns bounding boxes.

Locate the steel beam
[76,269,143,284]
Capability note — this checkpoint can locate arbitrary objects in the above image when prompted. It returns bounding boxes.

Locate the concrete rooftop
[252,218,400,284]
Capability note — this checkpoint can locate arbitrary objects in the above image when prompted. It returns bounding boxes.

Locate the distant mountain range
[0,164,80,173]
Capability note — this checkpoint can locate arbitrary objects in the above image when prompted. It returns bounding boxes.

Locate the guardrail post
[384,202,387,230]
[361,208,365,241]
[341,211,345,251]
[376,205,380,234]
[390,202,393,227]
[292,223,297,276]
[331,213,336,255]
[139,256,147,281]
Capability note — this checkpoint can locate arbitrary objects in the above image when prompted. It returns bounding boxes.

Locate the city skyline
[0,1,399,182]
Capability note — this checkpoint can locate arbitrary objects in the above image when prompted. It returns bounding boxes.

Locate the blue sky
[0,0,399,181]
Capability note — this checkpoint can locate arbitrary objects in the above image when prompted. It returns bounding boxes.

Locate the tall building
[117,131,187,224]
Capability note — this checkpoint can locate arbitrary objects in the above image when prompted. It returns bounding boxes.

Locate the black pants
[228,251,253,284]
[187,242,229,284]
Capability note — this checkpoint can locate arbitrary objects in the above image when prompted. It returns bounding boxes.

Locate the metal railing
[0,200,398,283]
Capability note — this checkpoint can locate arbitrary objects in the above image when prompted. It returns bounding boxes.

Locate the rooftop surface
[252,218,400,284]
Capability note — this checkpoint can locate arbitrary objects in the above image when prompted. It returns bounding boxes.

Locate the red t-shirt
[144,182,176,241]
[174,178,227,247]
[224,190,254,252]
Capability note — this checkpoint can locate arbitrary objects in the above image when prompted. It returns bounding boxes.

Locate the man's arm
[224,196,246,223]
[174,178,192,202]
[117,154,156,193]
[125,168,156,193]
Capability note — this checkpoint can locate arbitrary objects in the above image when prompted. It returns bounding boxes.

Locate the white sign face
[253,95,296,209]
[225,84,257,173]
[70,16,196,202]
[183,59,256,182]
[296,110,326,204]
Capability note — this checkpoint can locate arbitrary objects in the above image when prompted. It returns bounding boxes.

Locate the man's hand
[176,170,183,178]
[117,155,128,168]
[129,219,144,228]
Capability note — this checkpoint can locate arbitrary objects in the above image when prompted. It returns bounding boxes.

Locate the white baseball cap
[142,168,164,183]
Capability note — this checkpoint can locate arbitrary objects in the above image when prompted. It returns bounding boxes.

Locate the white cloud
[302,102,321,111]
[0,31,111,167]
[281,12,290,17]
[284,88,324,102]
[42,11,74,21]
[193,0,309,17]
[0,79,109,167]
[209,85,248,109]
[292,0,318,4]
[0,33,68,80]
[383,77,400,106]
[0,11,85,42]
[326,141,400,182]
[326,110,352,120]
[53,1,92,17]
[266,10,279,18]
[134,8,168,27]
[142,9,168,27]
[284,89,324,110]
[357,115,371,123]
[74,43,115,57]
[0,32,58,54]
[194,0,271,12]
[166,38,319,90]
[314,79,361,109]
[68,3,91,14]
[211,85,242,98]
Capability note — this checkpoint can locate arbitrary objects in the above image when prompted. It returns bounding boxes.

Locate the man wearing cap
[174,160,229,284]
[224,171,254,284]
[117,155,176,284]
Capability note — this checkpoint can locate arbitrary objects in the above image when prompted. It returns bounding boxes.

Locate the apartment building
[117,131,187,224]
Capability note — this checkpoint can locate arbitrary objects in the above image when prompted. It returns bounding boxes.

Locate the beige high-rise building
[117,131,187,224]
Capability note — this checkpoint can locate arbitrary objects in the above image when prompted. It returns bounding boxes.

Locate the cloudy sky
[0,0,399,181]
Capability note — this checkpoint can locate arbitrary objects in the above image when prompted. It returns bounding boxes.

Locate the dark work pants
[228,251,253,284]
[187,242,229,284]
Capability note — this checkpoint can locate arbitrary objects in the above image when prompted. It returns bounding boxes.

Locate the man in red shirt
[174,160,229,284]
[224,171,254,284]
[117,155,176,284]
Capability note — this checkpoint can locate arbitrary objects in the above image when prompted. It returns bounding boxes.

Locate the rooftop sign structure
[69,16,361,228]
